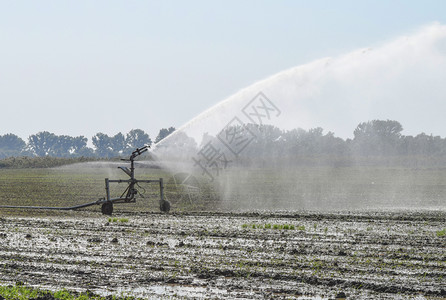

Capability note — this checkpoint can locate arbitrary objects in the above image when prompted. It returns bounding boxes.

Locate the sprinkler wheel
[101,202,113,215]
[160,200,171,213]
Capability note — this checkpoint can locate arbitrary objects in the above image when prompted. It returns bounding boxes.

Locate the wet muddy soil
[0,210,444,299]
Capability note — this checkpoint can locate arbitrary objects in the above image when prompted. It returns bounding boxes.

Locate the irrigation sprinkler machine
[0,146,171,215]
[101,146,170,215]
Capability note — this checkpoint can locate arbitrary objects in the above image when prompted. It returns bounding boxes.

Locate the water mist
[153,23,446,211]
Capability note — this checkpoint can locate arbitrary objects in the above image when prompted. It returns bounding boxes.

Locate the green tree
[111,132,126,154]
[70,136,91,157]
[92,133,113,157]
[92,132,126,157]
[0,134,26,158]
[51,135,90,157]
[125,129,152,153]
[27,131,58,156]
[352,120,403,156]
[155,127,175,144]
[154,131,197,161]
[401,133,446,156]
[27,132,92,157]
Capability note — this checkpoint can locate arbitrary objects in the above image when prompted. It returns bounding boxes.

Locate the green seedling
[436,228,446,237]
[0,284,118,300]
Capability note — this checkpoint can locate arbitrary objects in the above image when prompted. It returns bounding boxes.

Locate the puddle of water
[117,286,336,300]
[116,284,228,298]
[294,295,446,300]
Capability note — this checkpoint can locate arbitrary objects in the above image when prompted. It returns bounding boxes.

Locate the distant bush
[0,156,103,169]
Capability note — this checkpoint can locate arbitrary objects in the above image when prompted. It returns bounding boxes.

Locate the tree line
[230,119,446,167]
[0,127,175,159]
[2,120,446,166]
[173,119,445,168]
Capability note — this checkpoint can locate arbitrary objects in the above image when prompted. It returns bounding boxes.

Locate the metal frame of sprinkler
[0,146,171,215]
[101,145,170,215]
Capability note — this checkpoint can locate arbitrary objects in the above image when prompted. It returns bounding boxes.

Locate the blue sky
[1,0,446,141]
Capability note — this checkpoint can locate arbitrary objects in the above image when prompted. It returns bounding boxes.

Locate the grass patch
[108,218,129,223]
[0,156,103,169]
[436,228,446,237]
[0,284,41,300]
[0,283,134,300]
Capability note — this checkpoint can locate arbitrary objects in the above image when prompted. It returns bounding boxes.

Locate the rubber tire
[160,200,171,213]
[101,202,113,215]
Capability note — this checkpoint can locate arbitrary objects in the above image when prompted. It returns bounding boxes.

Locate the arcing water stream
[153,23,446,211]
